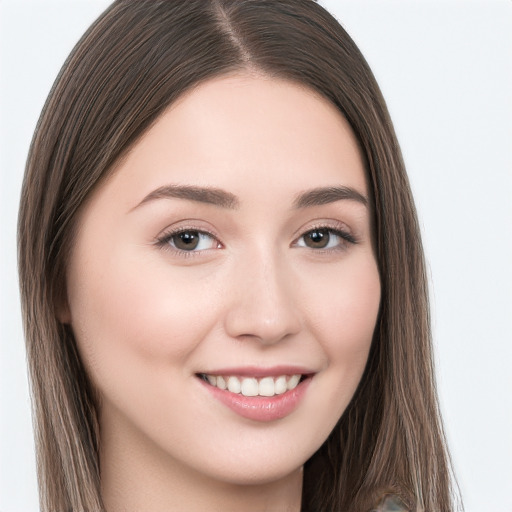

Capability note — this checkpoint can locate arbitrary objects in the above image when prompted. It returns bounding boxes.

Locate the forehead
[93,73,368,211]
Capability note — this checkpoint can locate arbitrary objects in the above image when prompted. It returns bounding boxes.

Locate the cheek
[66,244,222,394]
[304,255,380,388]
[306,252,380,330]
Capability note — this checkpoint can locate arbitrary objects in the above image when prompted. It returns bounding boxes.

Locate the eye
[295,227,356,250]
[158,229,220,252]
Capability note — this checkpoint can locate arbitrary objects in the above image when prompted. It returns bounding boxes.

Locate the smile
[198,373,303,397]
[196,369,313,422]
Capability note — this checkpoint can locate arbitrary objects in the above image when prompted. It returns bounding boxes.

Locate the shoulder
[370,494,409,512]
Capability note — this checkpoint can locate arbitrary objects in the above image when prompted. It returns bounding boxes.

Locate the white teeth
[240,377,258,397]
[227,376,241,394]
[258,376,275,397]
[274,376,287,395]
[203,373,303,396]
[287,374,300,390]
[216,375,227,390]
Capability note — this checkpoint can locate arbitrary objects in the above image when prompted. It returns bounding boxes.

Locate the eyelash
[154,223,357,257]
[295,224,358,251]
[154,226,221,258]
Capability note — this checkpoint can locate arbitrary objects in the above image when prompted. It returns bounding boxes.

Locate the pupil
[174,231,199,250]
[307,229,329,248]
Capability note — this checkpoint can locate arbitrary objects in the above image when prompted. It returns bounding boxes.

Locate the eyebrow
[132,184,367,211]
[293,186,368,209]
[133,184,240,210]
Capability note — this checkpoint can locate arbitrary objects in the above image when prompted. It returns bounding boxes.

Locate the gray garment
[371,495,409,512]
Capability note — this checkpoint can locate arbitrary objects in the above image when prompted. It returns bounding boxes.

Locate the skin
[63,73,381,512]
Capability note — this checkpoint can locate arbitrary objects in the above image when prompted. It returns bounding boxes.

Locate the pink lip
[197,372,313,422]
[200,365,314,379]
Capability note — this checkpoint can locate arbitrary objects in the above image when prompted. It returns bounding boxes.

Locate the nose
[223,250,302,345]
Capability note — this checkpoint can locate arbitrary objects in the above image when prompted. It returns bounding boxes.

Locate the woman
[17,1,458,510]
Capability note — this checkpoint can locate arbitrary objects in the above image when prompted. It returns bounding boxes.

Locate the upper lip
[197,365,316,379]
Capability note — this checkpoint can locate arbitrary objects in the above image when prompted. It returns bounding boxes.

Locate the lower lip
[199,377,312,422]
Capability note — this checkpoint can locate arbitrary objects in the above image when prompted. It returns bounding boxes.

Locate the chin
[201,457,305,487]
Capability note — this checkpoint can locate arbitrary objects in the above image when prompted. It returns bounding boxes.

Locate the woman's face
[64,74,381,486]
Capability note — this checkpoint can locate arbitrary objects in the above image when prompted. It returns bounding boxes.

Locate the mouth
[196,370,313,421]
[196,373,310,397]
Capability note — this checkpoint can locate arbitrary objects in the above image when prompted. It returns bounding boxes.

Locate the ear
[56,303,72,324]
[55,288,72,324]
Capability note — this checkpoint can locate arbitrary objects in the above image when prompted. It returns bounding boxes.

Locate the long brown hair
[18,1,459,510]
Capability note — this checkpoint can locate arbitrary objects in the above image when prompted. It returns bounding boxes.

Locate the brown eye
[295,227,356,251]
[172,231,200,250]
[303,229,331,249]
[163,230,219,252]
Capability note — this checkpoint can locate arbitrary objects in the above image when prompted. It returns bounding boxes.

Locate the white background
[1,1,511,511]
